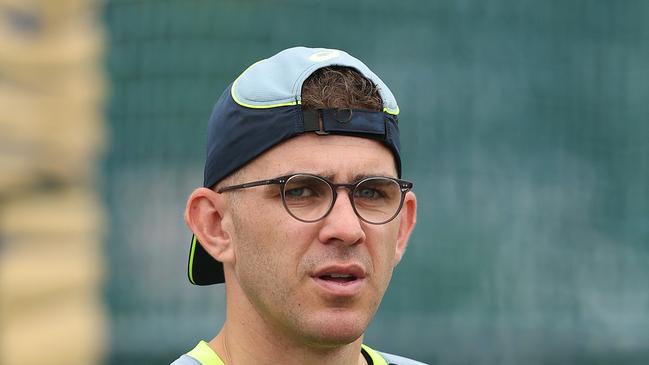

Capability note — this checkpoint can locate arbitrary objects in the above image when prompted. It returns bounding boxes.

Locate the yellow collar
[186,341,225,365]
[186,341,387,365]
[361,344,388,365]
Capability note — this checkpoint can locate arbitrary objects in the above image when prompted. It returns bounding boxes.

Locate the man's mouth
[319,273,358,283]
[311,264,367,296]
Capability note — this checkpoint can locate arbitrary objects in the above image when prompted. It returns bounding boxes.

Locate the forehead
[243,134,398,180]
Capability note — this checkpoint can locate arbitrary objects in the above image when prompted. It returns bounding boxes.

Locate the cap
[187,46,401,285]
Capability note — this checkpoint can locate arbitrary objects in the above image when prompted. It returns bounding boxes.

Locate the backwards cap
[188,46,402,285]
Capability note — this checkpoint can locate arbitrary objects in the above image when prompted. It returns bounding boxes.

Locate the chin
[300,309,370,347]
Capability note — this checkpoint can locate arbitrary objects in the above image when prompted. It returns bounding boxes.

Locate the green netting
[103,1,649,364]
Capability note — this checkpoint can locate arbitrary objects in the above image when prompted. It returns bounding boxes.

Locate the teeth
[328,273,352,278]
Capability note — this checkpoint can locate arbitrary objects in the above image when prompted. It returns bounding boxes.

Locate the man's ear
[393,191,417,265]
[184,187,235,264]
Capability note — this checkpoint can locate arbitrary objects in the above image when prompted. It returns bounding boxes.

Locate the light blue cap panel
[230,46,399,114]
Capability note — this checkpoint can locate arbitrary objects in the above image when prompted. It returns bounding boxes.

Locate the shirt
[170,340,428,365]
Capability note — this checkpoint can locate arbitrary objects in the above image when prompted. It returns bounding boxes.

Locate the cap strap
[301,108,389,138]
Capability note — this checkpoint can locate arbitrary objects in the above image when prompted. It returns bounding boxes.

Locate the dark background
[103,1,649,364]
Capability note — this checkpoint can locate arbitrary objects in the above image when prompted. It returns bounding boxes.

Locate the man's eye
[355,188,382,199]
[285,187,314,198]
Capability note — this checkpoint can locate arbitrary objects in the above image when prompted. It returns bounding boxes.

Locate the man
[172,46,422,365]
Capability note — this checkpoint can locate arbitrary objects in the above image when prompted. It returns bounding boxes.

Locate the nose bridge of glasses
[329,182,357,204]
[329,183,358,210]
[332,182,357,192]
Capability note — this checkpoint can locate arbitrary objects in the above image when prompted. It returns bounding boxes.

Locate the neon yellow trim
[229,58,399,113]
[186,341,381,365]
[186,341,226,365]
[383,106,400,115]
[362,344,388,365]
[230,59,299,109]
[188,235,198,284]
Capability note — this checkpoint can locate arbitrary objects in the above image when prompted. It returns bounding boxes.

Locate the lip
[311,264,366,297]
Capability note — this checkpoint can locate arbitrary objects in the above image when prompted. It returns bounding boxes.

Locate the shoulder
[169,354,201,365]
[378,350,429,365]
[169,341,225,365]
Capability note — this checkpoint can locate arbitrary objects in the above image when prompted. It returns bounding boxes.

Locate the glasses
[217,173,413,224]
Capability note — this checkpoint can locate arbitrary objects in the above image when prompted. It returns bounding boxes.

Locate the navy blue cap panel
[203,89,401,188]
[189,236,225,285]
[203,86,301,188]
[385,114,402,177]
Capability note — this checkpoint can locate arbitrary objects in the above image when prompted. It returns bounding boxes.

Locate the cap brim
[188,235,225,285]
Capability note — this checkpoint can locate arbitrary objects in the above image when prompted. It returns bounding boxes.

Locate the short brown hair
[300,66,382,111]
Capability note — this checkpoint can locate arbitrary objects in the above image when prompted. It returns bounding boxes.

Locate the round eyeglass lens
[352,177,403,224]
[282,175,333,222]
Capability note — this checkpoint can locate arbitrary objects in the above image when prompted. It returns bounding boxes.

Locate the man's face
[222,133,416,347]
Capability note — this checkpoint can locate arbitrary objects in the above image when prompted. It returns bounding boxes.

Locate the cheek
[230,212,287,308]
[367,225,402,288]
[230,203,321,323]
[372,224,400,263]
[232,209,280,270]
[230,200,310,287]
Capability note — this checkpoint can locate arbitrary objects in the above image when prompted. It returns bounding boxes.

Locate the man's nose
[318,190,366,245]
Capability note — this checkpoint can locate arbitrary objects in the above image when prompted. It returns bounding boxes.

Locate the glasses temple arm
[217,178,284,193]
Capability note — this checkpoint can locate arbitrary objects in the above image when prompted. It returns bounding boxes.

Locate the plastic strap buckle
[302,109,329,135]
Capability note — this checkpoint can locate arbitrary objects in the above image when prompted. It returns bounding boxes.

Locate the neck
[208,281,367,365]
[209,324,366,365]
